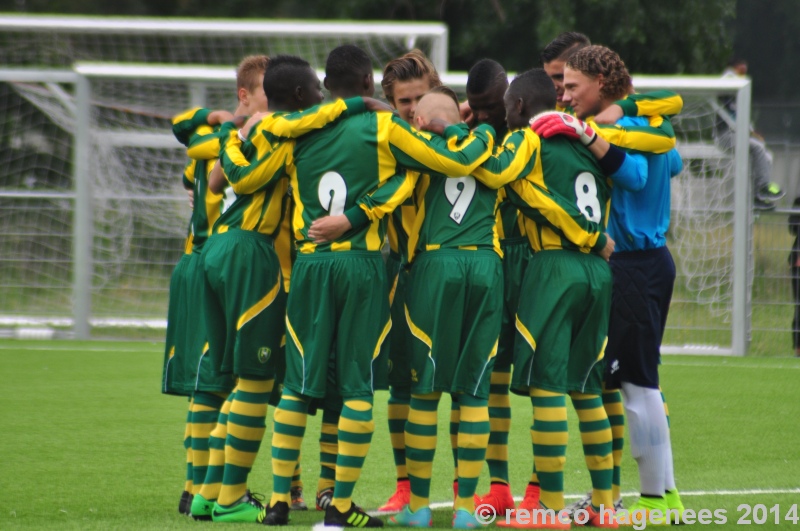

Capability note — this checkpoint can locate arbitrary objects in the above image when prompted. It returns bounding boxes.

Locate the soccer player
[465,58,529,518]
[165,55,269,519]
[558,44,686,525]
[221,47,496,528]
[376,49,442,514]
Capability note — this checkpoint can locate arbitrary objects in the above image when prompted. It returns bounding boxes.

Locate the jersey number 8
[574,172,601,223]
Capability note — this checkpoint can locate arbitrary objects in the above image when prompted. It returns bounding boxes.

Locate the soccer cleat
[291,486,308,511]
[378,479,410,513]
[514,483,541,515]
[476,482,516,518]
[664,489,685,524]
[388,505,432,527]
[564,491,591,519]
[316,488,333,511]
[573,505,619,528]
[179,490,193,516]
[211,491,265,523]
[258,500,290,526]
[754,198,776,211]
[190,493,213,521]
[757,183,785,202]
[496,502,570,529]
[617,497,670,527]
[325,502,384,527]
[453,508,484,529]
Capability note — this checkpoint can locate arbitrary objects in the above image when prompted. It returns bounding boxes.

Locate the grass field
[1,340,799,530]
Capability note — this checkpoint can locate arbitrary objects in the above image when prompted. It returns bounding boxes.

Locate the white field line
[427,488,800,510]
[663,361,800,370]
[0,345,160,352]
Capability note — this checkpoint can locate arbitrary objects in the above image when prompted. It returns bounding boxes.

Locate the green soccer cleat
[665,489,685,525]
[190,493,213,521]
[617,496,670,527]
[211,491,266,523]
[388,505,432,528]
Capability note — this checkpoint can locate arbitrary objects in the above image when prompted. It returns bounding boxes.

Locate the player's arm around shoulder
[217,121,293,195]
[472,128,541,190]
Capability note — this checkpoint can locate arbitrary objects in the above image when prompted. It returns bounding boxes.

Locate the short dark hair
[466,58,506,95]
[508,68,557,116]
[263,54,313,108]
[540,32,591,65]
[325,44,372,93]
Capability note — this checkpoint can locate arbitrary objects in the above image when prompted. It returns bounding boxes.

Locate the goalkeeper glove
[530,111,597,146]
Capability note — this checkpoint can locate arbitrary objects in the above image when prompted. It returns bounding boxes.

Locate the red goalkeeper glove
[529,111,597,146]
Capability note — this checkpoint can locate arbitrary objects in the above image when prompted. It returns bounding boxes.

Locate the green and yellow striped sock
[487,369,511,485]
[455,393,490,513]
[449,395,460,480]
[198,390,234,502]
[388,387,411,480]
[318,407,340,493]
[291,462,302,490]
[184,398,193,493]
[602,388,625,502]
[571,392,613,511]
[332,398,374,513]
[217,378,273,507]
[190,391,226,492]
[530,388,567,511]
[406,392,441,512]
[271,388,309,506]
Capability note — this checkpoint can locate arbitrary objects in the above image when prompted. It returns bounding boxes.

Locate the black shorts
[604,246,675,389]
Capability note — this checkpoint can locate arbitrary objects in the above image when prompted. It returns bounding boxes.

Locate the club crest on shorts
[258,347,272,364]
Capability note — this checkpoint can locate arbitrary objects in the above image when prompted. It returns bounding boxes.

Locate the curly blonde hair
[565,45,631,102]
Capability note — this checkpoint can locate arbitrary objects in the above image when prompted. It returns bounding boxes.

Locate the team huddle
[162,31,686,529]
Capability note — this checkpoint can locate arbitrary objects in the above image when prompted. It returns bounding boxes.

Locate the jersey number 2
[445,176,476,224]
[575,172,601,223]
[318,171,348,216]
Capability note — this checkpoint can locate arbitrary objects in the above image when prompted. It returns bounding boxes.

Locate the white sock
[621,382,669,497]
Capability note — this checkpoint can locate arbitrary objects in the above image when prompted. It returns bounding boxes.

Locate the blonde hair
[566,45,631,102]
[381,49,441,104]
[236,55,269,93]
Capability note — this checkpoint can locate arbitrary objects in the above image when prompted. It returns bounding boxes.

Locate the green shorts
[497,237,532,371]
[184,250,236,394]
[512,250,612,396]
[284,251,390,399]
[202,230,287,380]
[162,253,192,396]
[387,254,413,391]
[404,250,503,399]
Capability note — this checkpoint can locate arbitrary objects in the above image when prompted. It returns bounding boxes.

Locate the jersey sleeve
[255,97,366,139]
[186,125,222,161]
[616,90,683,117]
[505,177,608,253]
[667,148,684,177]
[591,116,676,154]
[172,107,212,147]
[608,152,648,192]
[387,117,495,176]
[343,171,419,228]
[219,123,292,195]
[182,159,197,189]
[471,129,542,189]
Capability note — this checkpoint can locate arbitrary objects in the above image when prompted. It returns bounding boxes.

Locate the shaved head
[415,92,460,125]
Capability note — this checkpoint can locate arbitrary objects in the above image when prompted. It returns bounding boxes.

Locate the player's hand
[240,112,268,139]
[308,214,352,243]
[363,97,394,113]
[420,118,449,136]
[599,234,615,261]
[186,188,194,209]
[593,104,623,125]
[530,111,597,146]
[459,100,474,126]
[207,109,235,126]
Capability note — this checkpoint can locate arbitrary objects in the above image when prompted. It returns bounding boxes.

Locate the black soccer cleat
[259,500,291,526]
[178,490,193,516]
[325,502,384,527]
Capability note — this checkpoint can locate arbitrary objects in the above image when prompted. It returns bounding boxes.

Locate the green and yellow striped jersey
[294,115,495,254]
[473,128,609,254]
[387,203,415,261]
[172,108,224,252]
